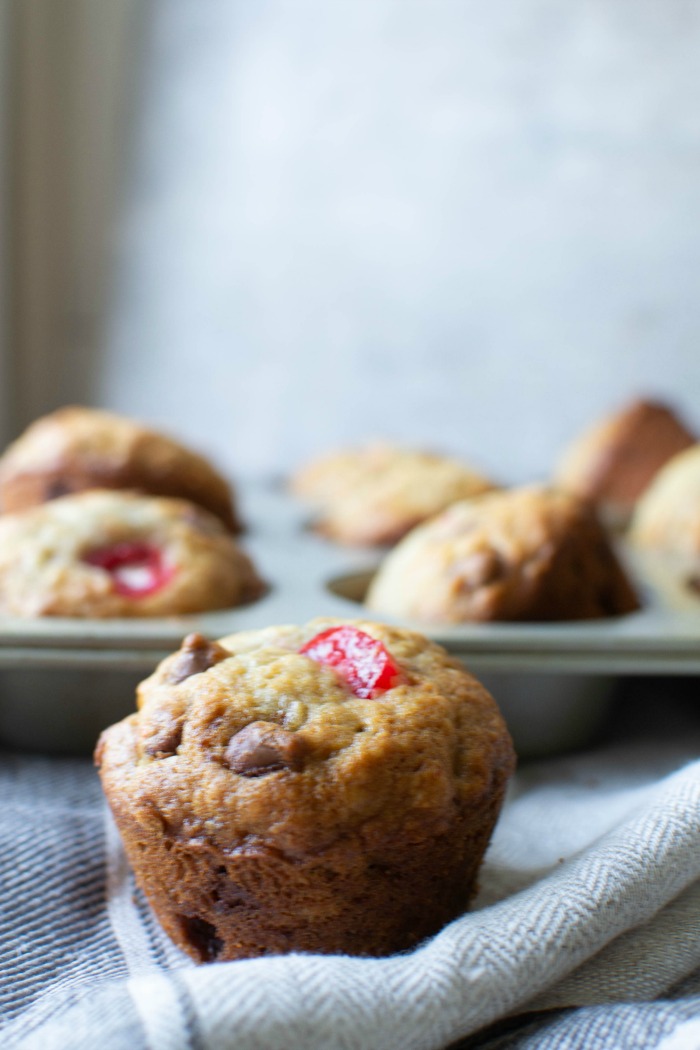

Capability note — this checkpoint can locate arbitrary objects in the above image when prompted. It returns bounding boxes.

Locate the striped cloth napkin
[2,705,700,1050]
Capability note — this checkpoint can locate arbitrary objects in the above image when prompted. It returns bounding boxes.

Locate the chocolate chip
[144,718,183,758]
[179,915,224,963]
[166,633,230,685]
[225,721,309,777]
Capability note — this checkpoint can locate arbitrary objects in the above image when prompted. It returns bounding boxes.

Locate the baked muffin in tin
[366,486,640,623]
[292,444,495,546]
[0,406,241,532]
[290,442,398,507]
[96,618,515,961]
[554,399,695,527]
[629,444,700,561]
[0,490,263,618]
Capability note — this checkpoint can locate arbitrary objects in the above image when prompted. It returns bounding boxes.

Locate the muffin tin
[0,481,698,757]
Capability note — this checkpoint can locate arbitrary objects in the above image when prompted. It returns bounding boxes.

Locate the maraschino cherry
[299,625,403,698]
[84,541,174,598]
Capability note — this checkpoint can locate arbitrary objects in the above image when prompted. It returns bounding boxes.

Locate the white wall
[23,0,700,484]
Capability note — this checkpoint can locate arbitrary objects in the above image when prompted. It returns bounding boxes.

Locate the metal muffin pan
[0,482,698,757]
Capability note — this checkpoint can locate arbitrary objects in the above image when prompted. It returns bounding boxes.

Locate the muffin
[96,618,515,961]
[290,442,399,506]
[0,490,263,617]
[629,444,700,560]
[292,444,495,546]
[0,406,241,532]
[366,486,640,623]
[554,399,695,527]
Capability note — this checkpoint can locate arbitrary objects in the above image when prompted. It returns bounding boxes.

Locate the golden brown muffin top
[290,442,399,506]
[554,399,695,521]
[629,444,700,558]
[293,444,495,546]
[0,489,263,617]
[96,619,514,857]
[0,406,239,531]
[366,485,639,623]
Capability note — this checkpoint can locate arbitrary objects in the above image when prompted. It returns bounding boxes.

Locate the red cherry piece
[299,625,403,698]
[83,541,174,598]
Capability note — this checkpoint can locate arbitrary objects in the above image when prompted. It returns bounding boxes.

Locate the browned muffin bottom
[367,486,640,623]
[0,490,263,617]
[0,406,241,532]
[96,620,515,961]
[554,399,695,525]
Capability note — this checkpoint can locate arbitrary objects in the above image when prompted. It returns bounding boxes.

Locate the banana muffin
[290,442,398,506]
[629,444,700,560]
[292,444,495,546]
[366,486,640,623]
[554,399,695,527]
[96,618,515,961]
[0,490,263,617]
[0,406,241,532]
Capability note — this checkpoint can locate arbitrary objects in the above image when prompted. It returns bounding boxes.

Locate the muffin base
[108,784,507,961]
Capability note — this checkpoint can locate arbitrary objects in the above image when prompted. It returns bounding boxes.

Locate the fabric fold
[3,747,700,1050]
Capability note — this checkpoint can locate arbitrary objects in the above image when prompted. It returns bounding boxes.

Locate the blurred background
[2,0,700,481]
